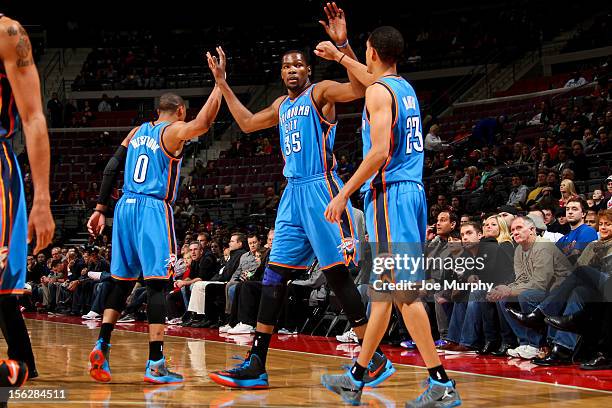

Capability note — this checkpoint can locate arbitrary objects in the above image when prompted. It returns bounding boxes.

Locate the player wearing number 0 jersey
[86,49,223,385]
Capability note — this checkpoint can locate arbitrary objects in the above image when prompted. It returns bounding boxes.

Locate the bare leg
[400,300,441,367]
[255,322,274,334]
[149,324,164,342]
[356,301,392,368]
[101,309,121,325]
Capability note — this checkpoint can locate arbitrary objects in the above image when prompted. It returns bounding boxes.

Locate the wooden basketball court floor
[3,315,611,407]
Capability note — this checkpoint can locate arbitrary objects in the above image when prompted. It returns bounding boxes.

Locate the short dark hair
[565,196,588,213]
[232,232,247,248]
[51,259,62,269]
[368,26,404,64]
[461,221,482,234]
[158,93,185,113]
[281,50,310,66]
[247,233,259,241]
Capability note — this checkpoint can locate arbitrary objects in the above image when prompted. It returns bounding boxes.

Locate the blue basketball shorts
[364,181,427,285]
[111,193,177,280]
[0,144,27,295]
[269,172,359,271]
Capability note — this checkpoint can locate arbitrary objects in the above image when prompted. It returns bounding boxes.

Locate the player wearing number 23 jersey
[361,75,427,283]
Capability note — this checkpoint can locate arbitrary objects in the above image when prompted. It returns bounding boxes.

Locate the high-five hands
[207,46,227,83]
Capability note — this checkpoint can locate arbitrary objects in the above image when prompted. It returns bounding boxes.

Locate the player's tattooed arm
[2,22,34,68]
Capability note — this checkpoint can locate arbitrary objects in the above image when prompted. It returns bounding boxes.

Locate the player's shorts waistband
[366,180,424,192]
[286,172,338,185]
[121,191,168,202]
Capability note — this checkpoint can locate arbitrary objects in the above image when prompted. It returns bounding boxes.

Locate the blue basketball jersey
[123,121,182,203]
[361,75,424,192]
[278,84,337,178]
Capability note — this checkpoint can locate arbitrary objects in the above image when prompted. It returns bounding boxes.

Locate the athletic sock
[250,331,272,366]
[149,341,164,362]
[350,362,366,382]
[428,365,450,383]
[99,323,114,349]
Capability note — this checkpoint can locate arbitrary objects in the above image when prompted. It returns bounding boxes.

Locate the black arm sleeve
[97,145,128,208]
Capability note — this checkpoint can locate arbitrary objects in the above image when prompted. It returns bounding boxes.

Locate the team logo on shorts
[337,238,357,255]
[164,254,177,269]
[0,246,8,271]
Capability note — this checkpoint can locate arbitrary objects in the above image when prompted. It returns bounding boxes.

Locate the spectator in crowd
[47,92,63,128]
[585,210,598,229]
[525,170,549,206]
[426,210,457,342]
[488,216,572,359]
[543,205,567,235]
[451,167,468,192]
[424,124,448,152]
[528,210,564,243]
[260,187,279,215]
[558,179,578,207]
[554,148,575,176]
[478,179,506,214]
[507,175,529,208]
[182,233,247,328]
[564,71,587,88]
[510,209,612,366]
[570,141,589,180]
[429,195,448,221]
[223,234,261,331]
[497,205,519,230]
[556,197,599,262]
[98,94,112,112]
[592,189,606,211]
[593,129,612,154]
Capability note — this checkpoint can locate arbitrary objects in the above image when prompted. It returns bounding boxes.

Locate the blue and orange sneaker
[363,352,396,387]
[209,353,269,389]
[144,357,184,384]
[89,339,111,383]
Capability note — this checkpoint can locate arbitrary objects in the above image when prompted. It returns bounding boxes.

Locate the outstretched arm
[161,49,225,155]
[0,18,54,253]
[315,41,375,88]
[325,84,392,223]
[208,47,281,133]
[318,2,366,96]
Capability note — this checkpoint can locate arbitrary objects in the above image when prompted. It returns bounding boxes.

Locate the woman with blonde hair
[472,215,517,355]
[559,179,578,207]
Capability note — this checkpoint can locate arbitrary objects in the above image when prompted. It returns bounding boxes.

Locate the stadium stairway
[457,13,600,103]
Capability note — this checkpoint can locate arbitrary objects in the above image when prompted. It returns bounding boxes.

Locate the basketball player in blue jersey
[0,14,55,387]
[316,27,461,406]
[207,3,395,389]
[85,52,223,384]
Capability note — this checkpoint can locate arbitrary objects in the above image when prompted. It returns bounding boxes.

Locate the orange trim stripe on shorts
[268,262,309,270]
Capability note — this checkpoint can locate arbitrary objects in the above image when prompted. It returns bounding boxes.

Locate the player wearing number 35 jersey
[207,2,396,389]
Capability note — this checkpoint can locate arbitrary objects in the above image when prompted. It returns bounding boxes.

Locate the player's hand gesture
[319,2,347,45]
[87,210,106,236]
[325,194,348,224]
[28,202,55,255]
[314,41,342,62]
[207,46,227,83]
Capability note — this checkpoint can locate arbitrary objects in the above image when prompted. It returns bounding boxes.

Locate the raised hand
[207,46,227,83]
[319,2,347,45]
[314,41,342,62]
